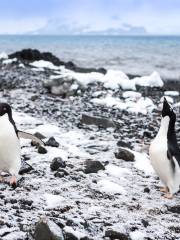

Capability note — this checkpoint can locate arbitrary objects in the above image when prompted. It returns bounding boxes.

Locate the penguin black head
[0,103,12,117]
[162,97,176,122]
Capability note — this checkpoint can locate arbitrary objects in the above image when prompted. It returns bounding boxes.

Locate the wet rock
[19,161,33,175]
[46,137,59,147]
[34,218,64,240]
[84,160,105,174]
[114,148,135,161]
[38,146,47,154]
[105,229,129,240]
[50,157,66,171]
[9,49,64,66]
[168,205,180,214]
[81,114,116,128]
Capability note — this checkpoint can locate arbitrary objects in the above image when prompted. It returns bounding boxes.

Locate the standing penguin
[149,97,180,199]
[0,103,44,187]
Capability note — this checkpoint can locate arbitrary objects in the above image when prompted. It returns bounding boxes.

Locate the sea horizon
[0,34,180,81]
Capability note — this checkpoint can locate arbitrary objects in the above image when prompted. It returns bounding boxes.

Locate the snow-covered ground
[0,54,180,239]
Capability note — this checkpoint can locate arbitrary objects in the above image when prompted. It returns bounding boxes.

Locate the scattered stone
[19,161,33,175]
[117,140,131,148]
[46,137,59,148]
[38,146,47,154]
[114,148,135,161]
[50,157,66,171]
[34,132,46,139]
[105,229,129,240]
[141,219,149,228]
[168,205,180,214]
[54,169,69,178]
[84,160,105,174]
[144,187,150,193]
[81,114,116,128]
[34,218,64,240]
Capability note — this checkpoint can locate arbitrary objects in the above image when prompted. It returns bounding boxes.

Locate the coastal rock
[34,132,46,139]
[34,218,64,240]
[46,137,59,148]
[81,114,116,128]
[9,49,64,66]
[84,160,105,174]
[115,148,135,161]
[50,157,66,171]
[105,229,129,240]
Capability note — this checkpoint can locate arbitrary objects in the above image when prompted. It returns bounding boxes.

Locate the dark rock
[50,157,66,171]
[64,232,78,240]
[9,49,64,66]
[168,205,180,214]
[117,140,131,148]
[144,187,150,193]
[84,160,105,174]
[114,148,135,161]
[34,132,46,139]
[46,137,59,148]
[54,169,69,178]
[38,146,47,154]
[81,114,116,128]
[34,218,64,240]
[19,161,33,175]
[105,229,129,240]
[141,219,149,228]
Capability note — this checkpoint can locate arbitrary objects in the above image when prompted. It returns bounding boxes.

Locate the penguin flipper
[18,131,45,146]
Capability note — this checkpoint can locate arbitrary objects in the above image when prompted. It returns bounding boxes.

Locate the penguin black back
[0,103,18,136]
[162,98,180,170]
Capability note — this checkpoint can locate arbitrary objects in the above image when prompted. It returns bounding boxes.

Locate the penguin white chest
[0,114,21,175]
[149,117,173,185]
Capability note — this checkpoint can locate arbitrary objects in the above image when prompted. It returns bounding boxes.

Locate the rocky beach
[0,49,180,240]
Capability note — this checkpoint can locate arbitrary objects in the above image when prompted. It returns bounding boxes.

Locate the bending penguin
[0,103,44,187]
[149,97,180,199]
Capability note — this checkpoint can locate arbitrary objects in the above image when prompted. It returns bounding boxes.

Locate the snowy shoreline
[0,49,180,239]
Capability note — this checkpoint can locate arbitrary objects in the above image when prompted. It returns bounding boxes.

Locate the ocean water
[0,35,180,80]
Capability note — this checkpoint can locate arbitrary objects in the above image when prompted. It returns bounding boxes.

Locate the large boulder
[9,49,64,66]
[34,218,64,240]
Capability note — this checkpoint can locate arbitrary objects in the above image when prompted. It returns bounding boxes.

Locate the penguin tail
[18,131,45,146]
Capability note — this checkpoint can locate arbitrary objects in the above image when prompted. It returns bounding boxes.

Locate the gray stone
[105,229,129,240]
[84,160,105,174]
[81,114,116,128]
[34,218,64,240]
[115,148,135,161]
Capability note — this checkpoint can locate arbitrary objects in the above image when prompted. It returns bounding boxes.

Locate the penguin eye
[3,107,6,111]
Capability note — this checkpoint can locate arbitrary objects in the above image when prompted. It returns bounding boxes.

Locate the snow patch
[45,193,65,209]
[30,60,59,70]
[134,71,163,87]
[97,179,126,194]
[0,52,8,60]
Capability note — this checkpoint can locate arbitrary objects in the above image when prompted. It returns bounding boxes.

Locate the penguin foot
[160,187,168,193]
[10,176,17,188]
[163,193,173,199]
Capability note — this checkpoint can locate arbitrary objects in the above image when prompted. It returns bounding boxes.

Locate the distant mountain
[29,20,147,36]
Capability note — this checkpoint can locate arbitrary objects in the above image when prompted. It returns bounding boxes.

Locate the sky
[0,0,180,34]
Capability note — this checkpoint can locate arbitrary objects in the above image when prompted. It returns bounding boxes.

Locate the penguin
[149,97,180,199]
[0,103,44,187]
